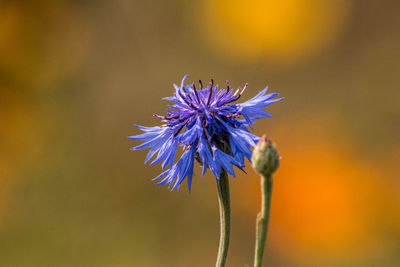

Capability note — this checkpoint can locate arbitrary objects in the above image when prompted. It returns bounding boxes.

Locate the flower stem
[254,174,273,267]
[215,168,230,267]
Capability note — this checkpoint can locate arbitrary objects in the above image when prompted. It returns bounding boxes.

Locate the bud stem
[215,168,230,267]
[254,173,273,267]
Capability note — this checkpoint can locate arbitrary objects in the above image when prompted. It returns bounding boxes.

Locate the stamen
[206,79,214,105]
[199,80,203,89]
[153,114,165,120]
[192,84,201,104]
[229,82,249,103]
[167,114,180,120]
[240,83,248,95]
[178,90,196,109]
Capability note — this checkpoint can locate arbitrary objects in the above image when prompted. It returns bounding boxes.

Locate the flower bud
[252,135,280,176]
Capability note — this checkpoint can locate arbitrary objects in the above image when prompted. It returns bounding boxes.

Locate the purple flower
[129,75,283,191]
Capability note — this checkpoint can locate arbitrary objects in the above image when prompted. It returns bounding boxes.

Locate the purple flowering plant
[129,75,282,267]
[129,75,283,191]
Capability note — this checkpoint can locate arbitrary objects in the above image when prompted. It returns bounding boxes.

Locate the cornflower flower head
[129,75,283,191]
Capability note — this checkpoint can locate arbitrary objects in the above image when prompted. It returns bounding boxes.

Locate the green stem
[254,174,273,267]
[215,168,230,267]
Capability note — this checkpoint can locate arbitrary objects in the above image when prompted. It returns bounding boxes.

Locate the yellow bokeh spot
[201,0,349,63]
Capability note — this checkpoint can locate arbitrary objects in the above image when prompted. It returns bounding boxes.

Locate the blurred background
[0,0,399,266]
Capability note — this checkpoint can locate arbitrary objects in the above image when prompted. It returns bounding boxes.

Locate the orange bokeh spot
[270,143,375,256]
[234,117,400,261]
